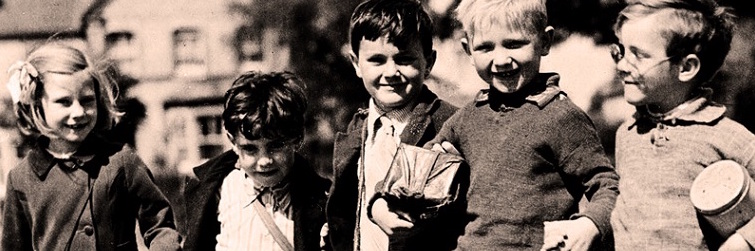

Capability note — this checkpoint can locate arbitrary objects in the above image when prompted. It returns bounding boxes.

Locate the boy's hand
[719,233,753,251]
[431,141,460,155]
[370,198,417,240]
[320,223,329,250]
[541,217,599,251]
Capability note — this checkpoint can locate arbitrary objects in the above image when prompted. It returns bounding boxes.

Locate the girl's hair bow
[6,61,39,104]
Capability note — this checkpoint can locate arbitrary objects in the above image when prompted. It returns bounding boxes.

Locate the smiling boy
[325,0,461,250]
[426,0,619,250]
[609,1,755,250]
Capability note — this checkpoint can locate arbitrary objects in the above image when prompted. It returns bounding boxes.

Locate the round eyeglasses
[610,43,675,81]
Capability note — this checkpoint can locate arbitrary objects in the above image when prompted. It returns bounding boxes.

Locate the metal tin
[690,160,755,237]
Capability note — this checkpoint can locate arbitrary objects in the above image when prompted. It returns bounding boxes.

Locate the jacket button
[83,225,94,236]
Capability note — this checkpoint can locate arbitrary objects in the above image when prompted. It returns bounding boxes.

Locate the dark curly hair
[222,71,308,143]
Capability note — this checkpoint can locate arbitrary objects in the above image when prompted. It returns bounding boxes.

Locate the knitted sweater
[430,73,619,250]
[612,97,755,250]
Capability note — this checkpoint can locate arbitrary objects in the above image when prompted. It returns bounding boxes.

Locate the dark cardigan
[326,87,464,251]
[181,150,329,251]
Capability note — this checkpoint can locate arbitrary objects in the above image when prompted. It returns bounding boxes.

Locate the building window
[196,114,225,159]
[105,31,140,76]
[234,25,266,72]
[164,105,228,172]
[235,25,263,62]
[173,27,206,78]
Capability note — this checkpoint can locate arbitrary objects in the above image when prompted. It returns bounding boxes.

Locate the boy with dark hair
[325,0,461,250]
[182,71,329,251]
[427,0,620,250]
[610,0,755,250]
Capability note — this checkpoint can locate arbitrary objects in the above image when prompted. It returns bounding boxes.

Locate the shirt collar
[237,169,292,215]
[367,98,414,133]
[474,73,564,109]
[629,95,726,129]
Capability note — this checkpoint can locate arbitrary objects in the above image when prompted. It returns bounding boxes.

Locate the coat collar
[349,86,441,145]
[474,73,564,110]
[28,136,121,179]
[192,150,238,182]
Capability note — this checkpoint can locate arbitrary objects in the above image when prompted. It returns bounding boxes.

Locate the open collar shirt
[216,168,294,251]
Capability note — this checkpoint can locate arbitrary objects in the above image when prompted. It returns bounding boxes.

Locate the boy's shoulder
[343,107,370,133]
[190,150,237,182]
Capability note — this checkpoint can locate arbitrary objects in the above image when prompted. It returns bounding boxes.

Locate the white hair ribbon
[6,61,39,103]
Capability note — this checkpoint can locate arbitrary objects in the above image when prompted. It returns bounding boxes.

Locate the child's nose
[492,51,513,66]
[256,155,273,167]
[614,57,632,75]
[69,102,86,117]
[382,61,400,77]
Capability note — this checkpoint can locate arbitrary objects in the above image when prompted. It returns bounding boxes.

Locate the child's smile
[466,25,550,94]
[490,61,519,79]
[351,35,434,110]
[614,15,686,113]
[41,72,98,152]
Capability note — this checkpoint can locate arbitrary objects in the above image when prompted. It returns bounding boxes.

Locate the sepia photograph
[0,0,754,250]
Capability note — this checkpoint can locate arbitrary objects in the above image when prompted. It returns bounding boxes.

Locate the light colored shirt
[216,169,294,251]
[354,99,413,251]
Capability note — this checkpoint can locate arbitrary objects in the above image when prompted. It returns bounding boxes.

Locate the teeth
[493,71,516,77]
[381,82,405,86]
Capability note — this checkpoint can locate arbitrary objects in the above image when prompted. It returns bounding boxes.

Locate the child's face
[614,16,681,109]
[41,73,98,152]
[465,25,551,93]
[231,135,296,187]
[350,35,435,110]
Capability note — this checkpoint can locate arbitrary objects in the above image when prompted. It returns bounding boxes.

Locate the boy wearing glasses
[182,72,329,251]
[610,0,755,250]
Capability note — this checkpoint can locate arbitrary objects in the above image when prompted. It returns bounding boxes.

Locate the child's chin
[252,174,284,187]
[624,98,646,107]
[375,97,409,110]
[63,134,88,143]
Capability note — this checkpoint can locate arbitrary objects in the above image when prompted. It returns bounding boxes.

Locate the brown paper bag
[373,143,466,221]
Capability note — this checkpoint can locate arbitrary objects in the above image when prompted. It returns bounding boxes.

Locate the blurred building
[83,0,291,174]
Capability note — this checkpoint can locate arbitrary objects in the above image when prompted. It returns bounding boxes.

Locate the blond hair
[12,43,122,139]
[455,0,548,41]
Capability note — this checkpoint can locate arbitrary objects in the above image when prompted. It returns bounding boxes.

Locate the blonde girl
[1,43,181,250]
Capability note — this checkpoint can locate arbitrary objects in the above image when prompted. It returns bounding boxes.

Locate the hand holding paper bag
[369,143,467,223]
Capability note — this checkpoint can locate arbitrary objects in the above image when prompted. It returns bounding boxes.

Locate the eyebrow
[472,41,495,50]
[626,44,649,57]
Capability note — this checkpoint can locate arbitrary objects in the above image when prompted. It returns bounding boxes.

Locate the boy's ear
[348,51,362,78]
[460,36,472,55]
[226,131,237,147]
[425,50,437,78]
[677,54,701,82]
[540,26,555,56]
